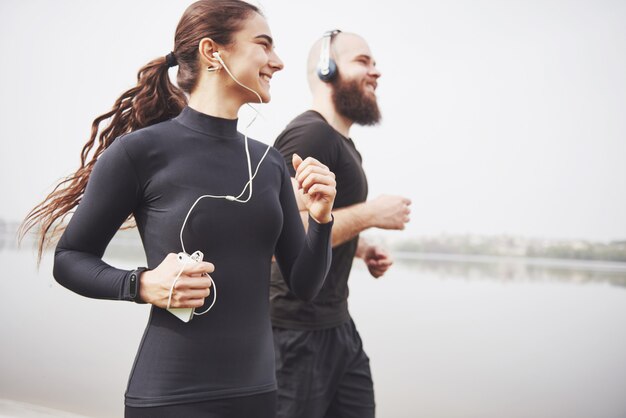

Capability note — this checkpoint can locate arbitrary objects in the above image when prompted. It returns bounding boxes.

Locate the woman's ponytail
[20,55,186,263]
[20,0,262,263]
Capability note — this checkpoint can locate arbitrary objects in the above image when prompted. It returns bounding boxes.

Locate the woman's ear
[198,38,221,69]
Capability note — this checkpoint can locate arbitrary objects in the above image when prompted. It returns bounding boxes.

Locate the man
[270,30,411,418]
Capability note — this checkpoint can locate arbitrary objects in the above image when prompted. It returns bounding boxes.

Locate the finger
[305,184,336,199]
[298,170,330,191]
[377,259,393,267]
[295,157,328,179]
[180,276,213,289]
[403,198,412,205]
[292,153,303,172]
[177,298,207,309]
[305,176,337,193]
[368,258,392,268]
[368,256,391,265]
[184,261,215,275]
[170,291,207,308]
[366,260,379,268]
[372,264,389,274]
[296,163,330,179]
[181,288,211,300]
[296,165,331,185]
[301,173,336,192]
[376,253,392,262]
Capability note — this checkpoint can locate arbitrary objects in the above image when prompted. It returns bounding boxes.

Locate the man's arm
[292,178,411,248]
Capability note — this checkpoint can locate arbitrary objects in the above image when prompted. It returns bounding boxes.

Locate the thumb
[292,153,303,172]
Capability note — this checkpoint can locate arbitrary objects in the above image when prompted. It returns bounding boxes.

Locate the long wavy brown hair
[19,0,260,263]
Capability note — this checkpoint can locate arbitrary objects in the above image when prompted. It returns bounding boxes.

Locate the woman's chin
[252,89,270,104]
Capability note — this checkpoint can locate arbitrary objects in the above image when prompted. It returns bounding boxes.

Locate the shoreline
[0,399,88,418]
[394,251,626,272]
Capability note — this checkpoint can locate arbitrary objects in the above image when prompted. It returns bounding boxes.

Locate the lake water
[1,243,626,418]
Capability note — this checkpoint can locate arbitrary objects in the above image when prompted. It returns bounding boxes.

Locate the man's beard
[331,74,381,126]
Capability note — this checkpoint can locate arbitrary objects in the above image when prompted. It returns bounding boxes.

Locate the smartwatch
[128,267,148,303]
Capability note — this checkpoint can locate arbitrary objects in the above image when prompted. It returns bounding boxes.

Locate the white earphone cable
[171,51,271,318]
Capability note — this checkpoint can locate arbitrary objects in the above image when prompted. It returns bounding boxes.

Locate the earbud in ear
[208,51,223,72]
[212,51,223,63]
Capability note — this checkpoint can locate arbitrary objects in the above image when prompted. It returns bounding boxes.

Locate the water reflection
[395,252,626,288]
[3,236,626,418]
[8,229,626,289]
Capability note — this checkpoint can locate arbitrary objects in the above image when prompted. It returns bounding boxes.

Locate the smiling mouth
[260,73,272,83]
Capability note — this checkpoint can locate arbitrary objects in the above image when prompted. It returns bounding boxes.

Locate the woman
[20,1,336,416]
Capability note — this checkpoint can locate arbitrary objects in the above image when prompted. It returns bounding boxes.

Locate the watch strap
[127,267,148,303]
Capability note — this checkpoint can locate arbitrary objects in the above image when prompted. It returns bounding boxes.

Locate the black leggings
[124,391,277,418]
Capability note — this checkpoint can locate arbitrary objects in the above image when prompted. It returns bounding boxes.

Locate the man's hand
[368,195,411,230]
[361,243,393,278]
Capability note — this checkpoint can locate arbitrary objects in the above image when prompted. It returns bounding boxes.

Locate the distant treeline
[392,235,626,263]
[5,218,626,263]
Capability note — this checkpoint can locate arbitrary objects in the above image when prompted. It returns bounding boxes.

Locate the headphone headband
[317,29,341,82]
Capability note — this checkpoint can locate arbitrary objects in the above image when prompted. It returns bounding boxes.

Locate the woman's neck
[188,82,242,119]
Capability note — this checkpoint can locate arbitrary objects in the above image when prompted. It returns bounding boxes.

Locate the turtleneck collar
[174,106,239,139]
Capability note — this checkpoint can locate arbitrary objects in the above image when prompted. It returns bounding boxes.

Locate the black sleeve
[53,139,142,301]
[274,121,339,177]
[273,159,333,301]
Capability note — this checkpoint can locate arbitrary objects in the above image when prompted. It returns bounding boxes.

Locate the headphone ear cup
[317,58,337,82]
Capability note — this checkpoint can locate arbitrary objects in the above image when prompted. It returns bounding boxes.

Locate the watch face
[128,268,148,302]
[129,273,138,298]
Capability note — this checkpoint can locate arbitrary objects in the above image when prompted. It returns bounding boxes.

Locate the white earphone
[170,49,272,321]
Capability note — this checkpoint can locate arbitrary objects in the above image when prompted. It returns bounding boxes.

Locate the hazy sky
[1,0,625,241]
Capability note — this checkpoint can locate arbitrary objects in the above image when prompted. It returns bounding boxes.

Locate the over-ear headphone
[317,29,341,82]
